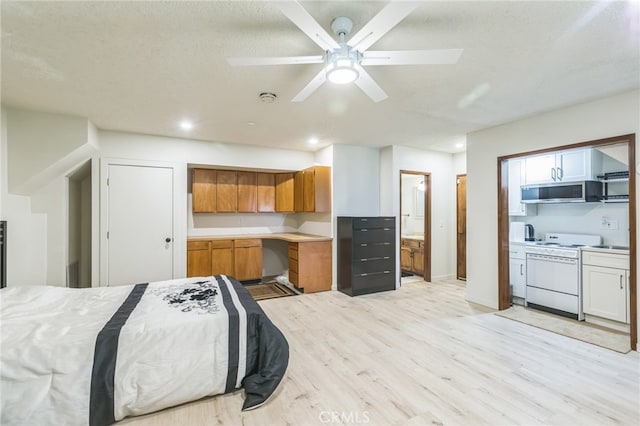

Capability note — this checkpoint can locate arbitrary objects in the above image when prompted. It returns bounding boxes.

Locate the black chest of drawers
[337,216,396,296]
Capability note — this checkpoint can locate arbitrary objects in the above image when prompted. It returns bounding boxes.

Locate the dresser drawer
[353,228,395,244]
[352,217,395,230]
[351,257,395,275]
[351,272,395,295]
[354,242,395,259]
[288,243,298,260]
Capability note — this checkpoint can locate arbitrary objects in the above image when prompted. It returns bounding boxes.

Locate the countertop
[401,235,424,241]
[188,232,332,243]
[581,245,630,255]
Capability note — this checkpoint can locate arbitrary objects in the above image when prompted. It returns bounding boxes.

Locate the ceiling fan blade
[274,1,340,51]
[227,55,323,66]
[347,1,419,52]
[291,67,327,102]
[354,66,388,103]
[361,49,463,66]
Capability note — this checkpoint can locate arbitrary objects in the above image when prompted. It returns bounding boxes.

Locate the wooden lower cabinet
[234,239,262,281]
[211,240,234,276]
[288,241,332,293]
[187,241,212,277]
[400,238,424,276]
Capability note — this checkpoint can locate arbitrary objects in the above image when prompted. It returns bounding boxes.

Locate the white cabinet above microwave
[523,148,602,185]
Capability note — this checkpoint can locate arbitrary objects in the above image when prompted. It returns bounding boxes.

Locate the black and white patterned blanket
[0,275,289,425]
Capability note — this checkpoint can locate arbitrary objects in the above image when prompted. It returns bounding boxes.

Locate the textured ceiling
[2,1,639,153]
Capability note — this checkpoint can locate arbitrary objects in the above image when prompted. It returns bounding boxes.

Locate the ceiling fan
[227,1,463,103]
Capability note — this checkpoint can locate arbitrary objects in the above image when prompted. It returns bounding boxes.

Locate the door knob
[165,237,172,243]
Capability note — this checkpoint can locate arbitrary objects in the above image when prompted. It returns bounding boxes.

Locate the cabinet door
[509,258,526,298]
[400,246,413,271]
[257,173,275,212]
[211,240,234,276]
[302,168,315,212]
[237,172,257,212]
[192,169,216,213]
[583,264,627,323]
[234,239,262,281]
[524,154,556,184]
[313,166,331,213]
[216,171,237,212]
[275,173,294,212]
[294,171,304,212]
[296,241,332,293]
[187,241,211,277]
[508,159,526,216]
[412,249,424,275]
[557,149,590,182]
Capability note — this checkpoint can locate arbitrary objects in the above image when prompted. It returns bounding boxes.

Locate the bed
[0,275,289,426]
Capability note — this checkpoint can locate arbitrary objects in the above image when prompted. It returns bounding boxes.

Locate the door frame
[497,134,637,351]
[456,174,467,280]
[99,158,187,286]
[399,170,431,282]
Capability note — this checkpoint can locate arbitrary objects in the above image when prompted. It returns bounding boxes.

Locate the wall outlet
[600,218,619,230]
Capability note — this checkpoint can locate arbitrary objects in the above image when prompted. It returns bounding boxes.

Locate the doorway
[400,171,431,282]
[67,160,92,288]
[497,134,637,351]
[456,174,467,280]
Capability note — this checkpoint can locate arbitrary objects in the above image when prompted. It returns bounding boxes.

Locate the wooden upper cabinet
[237,172,257,212]
[192,169,216,213]
[216,171,237,212]
[275,173,295,212]
[294,166,331,213]
[257,173,275,212]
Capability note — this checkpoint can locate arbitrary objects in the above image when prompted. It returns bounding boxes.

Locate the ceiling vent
[259,92,277,103]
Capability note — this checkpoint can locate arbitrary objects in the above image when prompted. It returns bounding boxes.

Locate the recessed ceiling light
[247,121,256,126]
[455,142,464,149]
[179,120,194,131]
[308,137,319,145]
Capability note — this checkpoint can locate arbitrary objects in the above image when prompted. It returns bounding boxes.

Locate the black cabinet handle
[165,237,172,243]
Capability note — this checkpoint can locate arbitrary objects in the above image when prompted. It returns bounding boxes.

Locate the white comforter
[0,276,288,426]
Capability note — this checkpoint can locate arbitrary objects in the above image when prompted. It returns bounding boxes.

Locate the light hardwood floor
[119,278,640,426]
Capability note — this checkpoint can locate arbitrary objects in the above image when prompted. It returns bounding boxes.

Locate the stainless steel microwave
[521,181,602,203]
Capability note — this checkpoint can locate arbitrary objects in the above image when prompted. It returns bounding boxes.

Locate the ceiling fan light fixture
[326,58,359,84]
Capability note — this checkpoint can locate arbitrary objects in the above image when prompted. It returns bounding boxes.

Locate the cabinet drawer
[582,251,629,269]
[187,241,209,250]
[289,270,299,285]
[401,239,422,249]
[354,242,394,259]
[288,243,299,260]
[509,244,526,259]
[351,257,395,275]
[234,238,262,248]
[353,228,395,244]
[352,217,395,229]
[210,240,233,249]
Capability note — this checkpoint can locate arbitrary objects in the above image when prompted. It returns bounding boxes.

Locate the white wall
[453,151,467,176]
[1,108,6,218]
[382,145,457,281]
[466,89,640,342]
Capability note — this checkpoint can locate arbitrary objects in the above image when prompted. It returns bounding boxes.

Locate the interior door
[107,164,174,286]
[456,174,467,280]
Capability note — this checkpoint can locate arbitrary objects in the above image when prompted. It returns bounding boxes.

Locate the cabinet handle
[551,168,556,181]
[620,274,623,289]
[520,264,523,276]
[556,167,563,180]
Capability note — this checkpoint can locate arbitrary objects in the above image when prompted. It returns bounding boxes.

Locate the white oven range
[525,233,601,320]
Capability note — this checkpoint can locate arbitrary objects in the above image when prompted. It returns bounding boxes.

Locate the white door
[107,164,174,286]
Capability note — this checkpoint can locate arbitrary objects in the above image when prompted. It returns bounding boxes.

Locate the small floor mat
[495,306,631,354]
[245,282,297,301]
